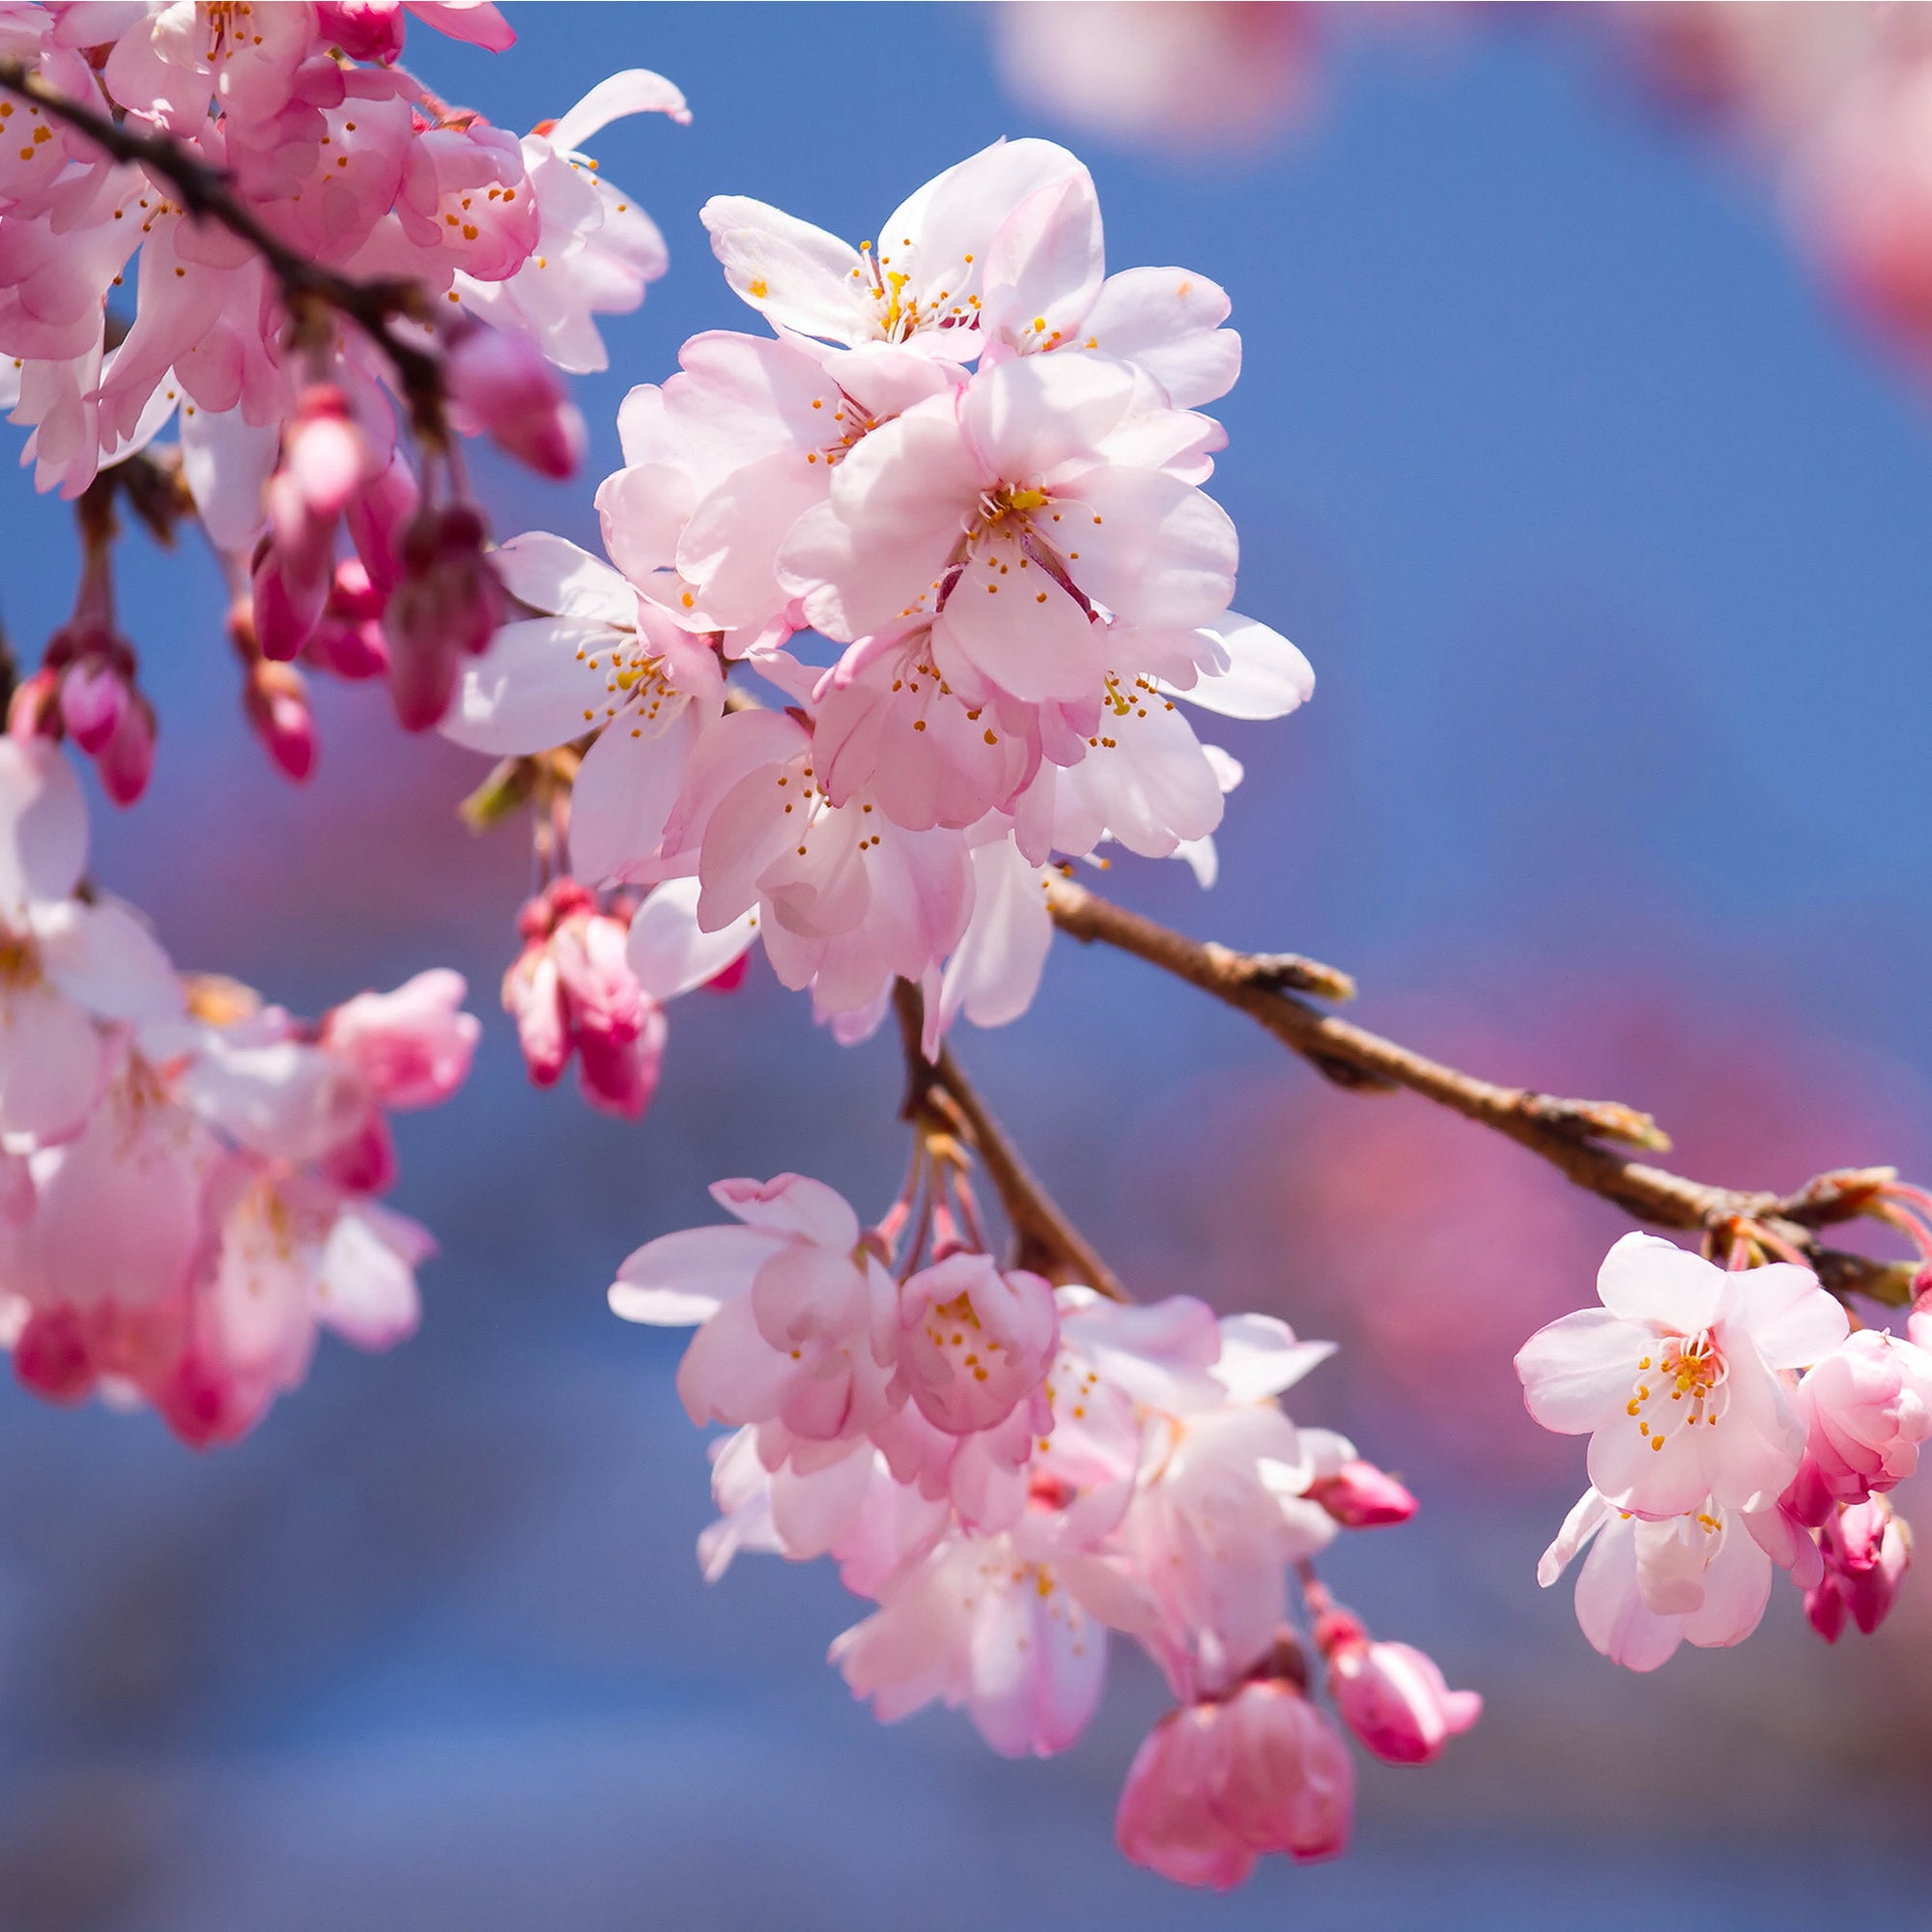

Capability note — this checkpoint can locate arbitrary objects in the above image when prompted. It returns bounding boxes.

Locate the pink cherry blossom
[608,1173,898,1452]
[893,1249,1058,1437]
[1536,1486,1782,1672]
[442,531,725,884]
[1115,1677,1353,1889]
[321,967,480,1110]
[0,738,180,1142]
[1515,1233,1849,1520]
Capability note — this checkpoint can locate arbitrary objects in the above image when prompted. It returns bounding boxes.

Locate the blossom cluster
[1519,1232,1929,1669]
[446,136,1313,1082]
[0,1,684,776]
[610,1154,1477,1889]
[0,733,476,1443]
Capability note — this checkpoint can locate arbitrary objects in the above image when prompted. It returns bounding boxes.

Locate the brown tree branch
[0,59,447,439]
[1044,875,1918,1308]
[892,980,1128,1301]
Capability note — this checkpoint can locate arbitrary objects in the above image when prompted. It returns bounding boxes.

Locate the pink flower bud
[895,1251,1058,1437]
[446,325,586,479]
[318,1107,398,1196]
[252,533,332,663]
[58,655,128,754]
[1116,1682,1352,1890]
[1307,1458,1418,1528]
[504,945,570,1086]
[347,457,419,592]
[14,1306,95,1403]
[1807,1495,1913,1641]
[96,692,156,807]
[382,503,504,730]
[283,385,370,523]
[574,1009,666,1121]
[322,969,479,1111]
[1321,1624,1481,1766]
[1799,1329,1932,1504]
[243,660,317,782]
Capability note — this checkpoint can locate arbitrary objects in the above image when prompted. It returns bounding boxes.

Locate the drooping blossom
[1115,1673,1353,1889]
[1534,1485,1785,1673]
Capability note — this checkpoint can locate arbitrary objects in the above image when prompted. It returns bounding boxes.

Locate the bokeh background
[2,4,1930,1925]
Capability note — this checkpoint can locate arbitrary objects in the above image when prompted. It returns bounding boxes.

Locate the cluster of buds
[502,878,666,1120]
[11,516,156,805]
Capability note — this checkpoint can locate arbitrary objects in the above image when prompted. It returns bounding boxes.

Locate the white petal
[0,739,85,917]
[493,531,637,624]
[442,615,625,755]
[609,1224,782,1324]
[546,69,690,154]
[625,876,757,1001]
[1179,615,1315,720]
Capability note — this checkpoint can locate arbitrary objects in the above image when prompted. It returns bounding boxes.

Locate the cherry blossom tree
[0,0,1926,1892]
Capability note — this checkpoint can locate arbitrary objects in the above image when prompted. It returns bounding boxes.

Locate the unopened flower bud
[243,659,318,783]
[1307,1458,1418,1529]
[283,384,370,523]
[347,457,419,591]
[446,325,587,479]
[1317,1613,1481,1766]
[96,690,156,806]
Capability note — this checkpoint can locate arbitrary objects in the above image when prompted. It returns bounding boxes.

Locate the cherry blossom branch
[892,979,1129,1301]
[1043,875,1918,1307]
[0,59,447,438]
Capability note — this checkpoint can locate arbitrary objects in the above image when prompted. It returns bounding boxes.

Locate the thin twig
[0,59,446,439]
[1044,875,1918,1307]
[892,980,1128,1301]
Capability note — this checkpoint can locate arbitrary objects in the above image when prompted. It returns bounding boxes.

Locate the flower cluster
[0,734,476,1444]
[0,1,684,767]
[1519,1231,1930,1669]
[610,1150,1476,1890]
[446,138,1312,1082]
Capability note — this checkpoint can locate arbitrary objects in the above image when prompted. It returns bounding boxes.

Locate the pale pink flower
[1536,1486,1781,1672]
[608,1173,897,1451]
[700,137,1090,356]
[321,968,480,1110]
[776,352,1236,710]
[1796,1326,1932,1503]
[830,1524,1143,1756]
[893,1250,1059,1437]
[596,329,961,645]
[1115,1679,1352,1889]
[441,532,725,884]
[1515,1233,1848,1519]
[1316,1614,1480,1766]
[452,71,686,375]
[0,738,180,1142]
